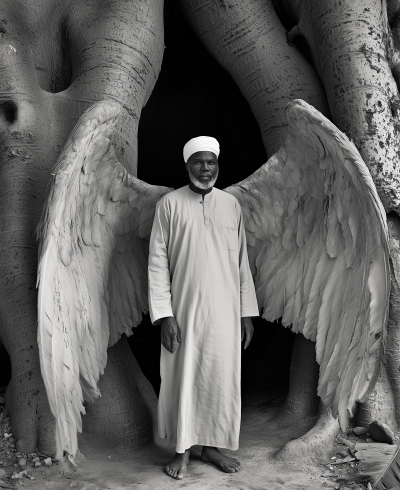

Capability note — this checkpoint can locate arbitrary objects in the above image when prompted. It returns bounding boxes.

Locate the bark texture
[268,335,340,460]
[284,0,400,213]
[0,0,164,454]
[178,0,329,157]
[275,404,338,462]
[274,335,320,427]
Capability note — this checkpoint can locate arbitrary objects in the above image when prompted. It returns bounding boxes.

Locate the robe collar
[187,184,214,203]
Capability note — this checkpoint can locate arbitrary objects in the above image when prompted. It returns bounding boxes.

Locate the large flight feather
[225,99,390,430]
[36,100,173,460]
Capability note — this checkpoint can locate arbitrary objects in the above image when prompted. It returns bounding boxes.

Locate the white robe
[148,185,259,453]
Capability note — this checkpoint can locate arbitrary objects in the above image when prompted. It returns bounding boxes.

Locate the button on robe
[148,185,259,453]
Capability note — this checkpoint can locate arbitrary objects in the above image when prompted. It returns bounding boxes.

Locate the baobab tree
[0,0,399,463]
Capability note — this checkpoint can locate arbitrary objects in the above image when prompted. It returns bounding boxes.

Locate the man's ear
[185,162,189,172]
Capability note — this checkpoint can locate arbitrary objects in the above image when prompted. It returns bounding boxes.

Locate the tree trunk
[356,212,400,431]
[275,404,338,462]
[262,334,340,462]
[275,334,320,427]
[0,0,164,454]
[80,337,158,453]
[283,0,400,213]
[178,0,329,157]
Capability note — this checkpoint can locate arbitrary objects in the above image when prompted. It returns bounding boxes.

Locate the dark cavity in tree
[0,100,17,124]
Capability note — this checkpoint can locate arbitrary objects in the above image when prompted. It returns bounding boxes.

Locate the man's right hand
[160,317,181,353]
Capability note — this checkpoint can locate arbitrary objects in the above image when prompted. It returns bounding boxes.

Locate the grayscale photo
[0,1,398,489]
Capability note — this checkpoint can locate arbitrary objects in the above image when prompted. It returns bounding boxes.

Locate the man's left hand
[241,317,254,350]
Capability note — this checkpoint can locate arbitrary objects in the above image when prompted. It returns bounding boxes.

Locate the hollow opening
[0,100,17,124]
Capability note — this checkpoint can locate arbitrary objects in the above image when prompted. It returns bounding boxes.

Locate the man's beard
[188,168,219,190]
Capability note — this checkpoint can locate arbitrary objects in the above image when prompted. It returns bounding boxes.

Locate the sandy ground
[0,387,367,490]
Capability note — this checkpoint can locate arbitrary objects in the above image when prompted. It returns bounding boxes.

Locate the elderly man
[148,136,259,480]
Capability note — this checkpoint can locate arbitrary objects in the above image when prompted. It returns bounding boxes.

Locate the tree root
[81,337,156,453]
[274,403,339,462]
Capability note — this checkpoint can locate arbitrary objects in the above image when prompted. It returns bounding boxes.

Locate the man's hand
[241,317,254,350]
[160,316,181,353]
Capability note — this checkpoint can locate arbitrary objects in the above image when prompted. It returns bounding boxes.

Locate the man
[148,136,259,480]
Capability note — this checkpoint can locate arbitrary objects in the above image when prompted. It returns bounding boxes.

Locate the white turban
[183,136,220,163]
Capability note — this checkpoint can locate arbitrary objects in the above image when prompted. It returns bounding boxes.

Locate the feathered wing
[36,100,173,460]
[226,99,390,430]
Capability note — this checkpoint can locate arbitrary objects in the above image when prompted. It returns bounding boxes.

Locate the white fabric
[183,136,220,162]
[148,185,259,453]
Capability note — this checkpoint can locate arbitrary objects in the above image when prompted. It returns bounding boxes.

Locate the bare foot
[201,446,240,473]
[165,449,190,480]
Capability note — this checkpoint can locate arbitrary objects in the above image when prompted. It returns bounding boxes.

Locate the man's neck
[189,182,213,197]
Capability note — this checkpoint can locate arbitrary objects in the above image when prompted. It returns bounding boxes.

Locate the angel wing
[36,99,173,460]
[225,99,390,430]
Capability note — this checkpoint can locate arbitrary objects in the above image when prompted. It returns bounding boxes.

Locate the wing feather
[225,99,389,429]
[37,100,173,459]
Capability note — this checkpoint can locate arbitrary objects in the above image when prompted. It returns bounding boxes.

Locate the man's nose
[200,163,210,171]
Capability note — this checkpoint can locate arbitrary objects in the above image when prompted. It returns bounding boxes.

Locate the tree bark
[178,0,329,157]
[274,334,320,427]
[275,404,338,462]
[283,0,400,214]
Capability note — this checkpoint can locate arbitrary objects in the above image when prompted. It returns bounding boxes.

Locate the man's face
[186,151,219,190]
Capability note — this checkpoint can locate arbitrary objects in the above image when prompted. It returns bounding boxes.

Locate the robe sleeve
[148,198,174,325]
[237,204,259,318]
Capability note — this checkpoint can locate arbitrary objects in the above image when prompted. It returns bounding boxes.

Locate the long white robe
[148,185,259,453]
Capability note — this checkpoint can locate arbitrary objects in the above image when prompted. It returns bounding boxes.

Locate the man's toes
[176,468,186,480]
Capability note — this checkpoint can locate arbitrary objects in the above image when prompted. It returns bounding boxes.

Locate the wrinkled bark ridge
[178,0,329,157]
